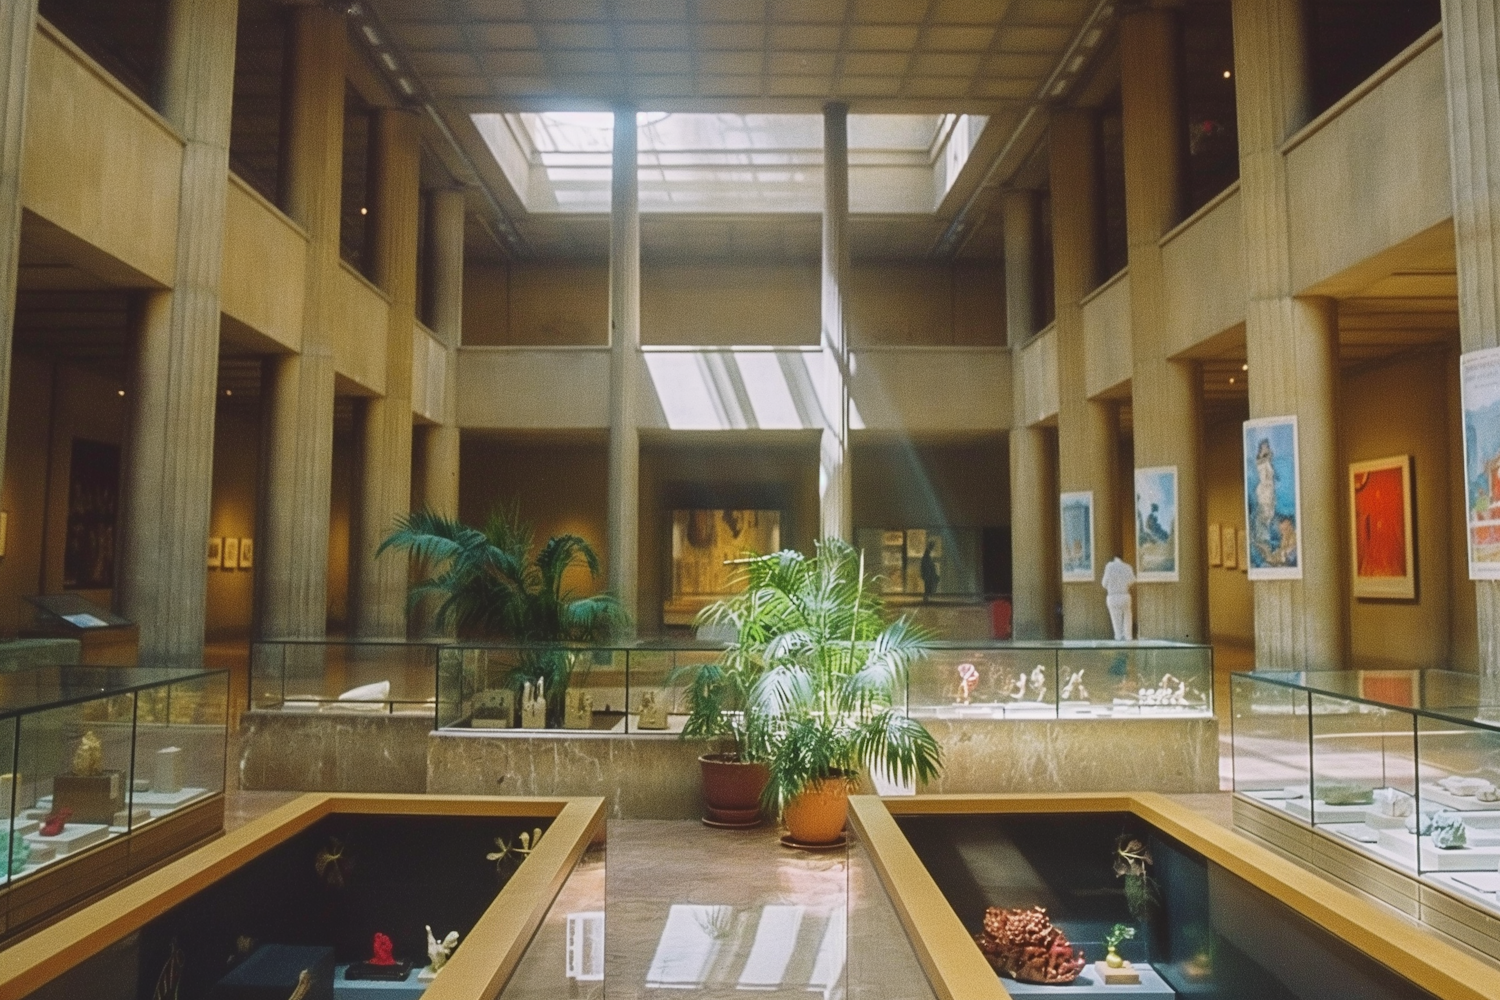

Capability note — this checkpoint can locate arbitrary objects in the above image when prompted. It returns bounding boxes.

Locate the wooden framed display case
[0,665,228,943]
[0,793,606,1000]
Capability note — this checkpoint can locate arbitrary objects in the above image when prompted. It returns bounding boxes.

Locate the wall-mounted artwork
[1349,455,1415,600]
[238,538,254,569]
[1461,346,1500,579]
[207,537,222,569]
[1060,491,1094,582]
[1222,527,1237,570]
[63,439,120,590]
[222,537,240,570]
[1207,523,1222,567]
[665,509,781,624]
[1243,416,1302,580]
[1134,466,1179,582]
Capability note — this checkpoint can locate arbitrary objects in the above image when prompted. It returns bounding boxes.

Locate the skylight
[471,111,985,215]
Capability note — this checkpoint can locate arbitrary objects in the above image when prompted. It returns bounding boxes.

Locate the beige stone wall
[1205,413,1255,645]
[851,438,1009,530]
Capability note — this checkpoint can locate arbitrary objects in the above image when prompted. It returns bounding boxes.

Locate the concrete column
[607,108,640,625]
[1232,0,1344,667]
[115,0,238,666]
[1119,5,1206,643]
[820,102,852,543]
[1442,0,1500,678]
[0,0,36,509]
[1050,110,1120,638]
[1003,189,1058,637]
[256,6,344,639]
[422,188,464,519]
[349,109,421,638]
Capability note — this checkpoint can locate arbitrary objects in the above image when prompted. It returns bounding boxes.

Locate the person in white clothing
[1101,557,1135,641]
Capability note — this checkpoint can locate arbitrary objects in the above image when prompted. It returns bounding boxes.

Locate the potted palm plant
[379,506,627,725]
[689,540,942,843]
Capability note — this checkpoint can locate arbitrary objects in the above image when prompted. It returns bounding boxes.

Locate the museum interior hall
[3,0,1500,998]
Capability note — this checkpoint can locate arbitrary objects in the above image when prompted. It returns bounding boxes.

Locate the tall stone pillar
[820,102,852,543]
[607,109,640,626]
[1004,189,1058,638]
[1050,110,1120,638]
[0,0,37,506]
[422,188,464,520]
[1442,0,1500,678]
[115,0,239,666]
[257,6,344,639]
[1119,5,1206,643]
[1232,0,1344,667]
[349,109,420,638]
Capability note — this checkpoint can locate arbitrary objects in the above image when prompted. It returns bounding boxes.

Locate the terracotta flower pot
[699,753,769,827]
[783,775,851,845]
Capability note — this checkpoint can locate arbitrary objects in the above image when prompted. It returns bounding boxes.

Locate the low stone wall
[919,717,1220,794]
[237,711,431,793]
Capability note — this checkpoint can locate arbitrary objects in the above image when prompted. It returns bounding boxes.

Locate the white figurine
[1009,675,1027,700]
[521,679,547,729]
[956,663,980,704]
[419,925,460,980]
[1101,557,1135,641]
[1028,666,1047,701]
[1061,669,1088,700]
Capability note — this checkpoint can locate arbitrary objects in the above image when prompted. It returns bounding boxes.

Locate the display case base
[999,961,1173,996]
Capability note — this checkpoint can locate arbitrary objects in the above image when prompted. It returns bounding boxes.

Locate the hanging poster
[1134,466,1180,582]
[1349,455,1415,600]
[1060,491,1095,582]
[1243,416,1303,580]
[1461,346,1500,579]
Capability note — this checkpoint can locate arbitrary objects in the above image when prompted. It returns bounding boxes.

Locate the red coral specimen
[973,906,1086,985]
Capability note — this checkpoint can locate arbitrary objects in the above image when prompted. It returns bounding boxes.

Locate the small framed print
[1222,528,1237,570]
[207,537,222,569]
[1207,523,1222,567]
[238,538,254,569]
[222,537,239,569]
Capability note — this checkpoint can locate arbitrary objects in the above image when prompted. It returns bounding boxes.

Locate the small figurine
[73,732,104,778]
[1101,557,1136,640]
[521,680,547,729]
[563,689,593,729]
[1028,666,1047,701]
[487,826,544,872]
[39,807,71,837]
[1008,675,1027,700]
[418,926,460,981]
[1060,669,1088,700]
[956,663,980,704]
[1103,923,1135,969]
[637,690,669,730]
[345,932,412,981]
[1430,811,1468,849]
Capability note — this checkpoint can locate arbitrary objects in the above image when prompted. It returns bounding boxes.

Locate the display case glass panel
[1231,672,1312,803]
[908,646,1057,720]
[1306,689,1418,866]
[1414,710,1500,905]
[1056,644,1212,718]
[250,639,443,714]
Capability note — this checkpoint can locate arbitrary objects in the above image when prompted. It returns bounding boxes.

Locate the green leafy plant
[1114,835,1159,922]
[380,505,628,722]
[1104,922,1135,953]
[686,539,942,813]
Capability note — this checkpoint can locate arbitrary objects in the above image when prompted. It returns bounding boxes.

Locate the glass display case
[0,665,228,939]
[251,638,446,715]
[1232,669,1500,917]
[909,641,1213,721]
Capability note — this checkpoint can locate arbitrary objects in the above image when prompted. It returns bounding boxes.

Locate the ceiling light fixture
[381,52,398,71]
[1223,70,1232,79]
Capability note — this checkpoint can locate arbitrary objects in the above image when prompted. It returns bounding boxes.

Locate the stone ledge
[237,711,431,794]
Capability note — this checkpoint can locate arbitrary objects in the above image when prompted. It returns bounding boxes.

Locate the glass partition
[1231,672,1311,805]
[250,639,445,714]
[1415,709,1500,907]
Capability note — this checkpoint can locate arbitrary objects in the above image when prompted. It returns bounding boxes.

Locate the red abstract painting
[1349,456,1415,599]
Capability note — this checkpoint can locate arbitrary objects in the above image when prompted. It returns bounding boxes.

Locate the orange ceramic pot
[700,753,769,826]
[783,774,851,844]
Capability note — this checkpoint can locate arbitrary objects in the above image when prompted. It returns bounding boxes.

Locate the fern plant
[685,539,943,814]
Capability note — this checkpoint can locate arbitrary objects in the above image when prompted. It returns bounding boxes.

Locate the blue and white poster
[1135,466,1179,582]
[1060,491,1095,582]
[1461,346,1500,579]
[1243,416,1303,580]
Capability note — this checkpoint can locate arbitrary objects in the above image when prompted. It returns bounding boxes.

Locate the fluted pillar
[257,6,344,639]
[422,188,464,520]
[1120,5,1206,643]
[1442,0,1500,678]
[607,109,640,626]
[1232,0,1344,667]
[1050,110,1120,638]
[1004,189,1058,638]
[0,0,36,508]
[820,102,852,543]
[116,0,239,666]
[349,108,420,638]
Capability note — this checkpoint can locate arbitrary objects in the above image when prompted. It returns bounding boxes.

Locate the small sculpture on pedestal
[520,680,547,729]
[563,688,594,729]
[54,731,123,824]
[74,732,103,777]
[1008,675,1027,701]
[1098,923,1141,985]
[1101,557,1136,640]
[471,689,515,729]
[974,906,1085,985]
[1028,666,1047,701]
[1060,669,1088,700]
[637,690,669,730]
[956,663,980,704]
[344,932,411,981]
[418,926,460,981]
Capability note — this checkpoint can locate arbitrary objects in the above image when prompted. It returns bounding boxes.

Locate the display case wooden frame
[0,793,605,1000]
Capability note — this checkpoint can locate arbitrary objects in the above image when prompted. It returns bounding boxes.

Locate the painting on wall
[1243,416,1303,580]
[1349,455,1415,600]
[665,509,781,624]
[1207,524,1222,567]
[1222,527,1237,570]
[222,537,240,570]
[62,439,120,590]
[238,538,254,569]
[207,538,222,569]
[1134,466,1179,582]
[1060,491,1094,582]
[1461,346,1500,579]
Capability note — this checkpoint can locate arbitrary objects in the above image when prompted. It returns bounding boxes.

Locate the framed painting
[1134,466,1179,582]
[1222,526,1237,570]
[238,538,254,569]
[1349,455,1415,600]
[207,537,222,569]
[1243,416,1303,580]
[223,537,239,570]
[1207,523,1222,567]
[1060,491,1095,582]
[1461,346,1500,579]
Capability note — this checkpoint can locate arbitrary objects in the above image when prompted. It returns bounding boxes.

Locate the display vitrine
[251,638,446,715]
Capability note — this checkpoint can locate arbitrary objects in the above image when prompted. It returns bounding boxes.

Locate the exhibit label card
[1461,346,1500,579]
[1243,415,1303,581]
[1135,466,1180,583]
[1060,491,1095,582]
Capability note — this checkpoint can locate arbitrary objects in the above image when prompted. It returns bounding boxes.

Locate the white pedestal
[153,747,182,794]
[27,822,109,855]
